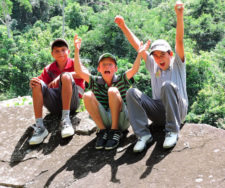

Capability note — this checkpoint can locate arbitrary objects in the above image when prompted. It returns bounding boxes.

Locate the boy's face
[152,50,173,71]
[97,58,117,79]
[51,46,70,64]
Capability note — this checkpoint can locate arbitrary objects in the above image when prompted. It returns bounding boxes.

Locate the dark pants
[41,73,80,115]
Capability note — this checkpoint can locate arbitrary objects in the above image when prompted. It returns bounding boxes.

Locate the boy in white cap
[115,1,188,151]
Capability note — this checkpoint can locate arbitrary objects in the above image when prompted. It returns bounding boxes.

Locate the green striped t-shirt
[88,73,134,110]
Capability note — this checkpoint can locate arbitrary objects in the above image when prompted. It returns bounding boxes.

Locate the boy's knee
[61,72,72,83]
[161,81,178,99]
[126,88,137,99]
[108,87,119,96]
[83,91,95,101]
[32,83,42,93]
[161,81,175,92]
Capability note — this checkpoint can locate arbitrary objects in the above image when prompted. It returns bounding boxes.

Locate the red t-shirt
[38,58,85,98]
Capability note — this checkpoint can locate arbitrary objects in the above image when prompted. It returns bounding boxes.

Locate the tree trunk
[62,0,65,38]
[1,1,11,38]
[5,14,11,38]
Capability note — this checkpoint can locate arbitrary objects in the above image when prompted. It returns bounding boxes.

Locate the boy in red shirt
[29,39,87,145]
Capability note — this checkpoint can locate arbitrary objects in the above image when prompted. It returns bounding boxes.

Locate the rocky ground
[0,98,225,188]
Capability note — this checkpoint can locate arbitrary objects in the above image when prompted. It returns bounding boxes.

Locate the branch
[0,18,6,25]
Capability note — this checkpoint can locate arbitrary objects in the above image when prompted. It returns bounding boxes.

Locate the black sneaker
[95,129,108,150]
[105,129,121,150]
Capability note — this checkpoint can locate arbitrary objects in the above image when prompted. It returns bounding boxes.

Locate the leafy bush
[0,0,224,129]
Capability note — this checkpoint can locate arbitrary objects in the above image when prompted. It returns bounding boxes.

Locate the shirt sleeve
[123,72,134,85]
[145,52,155,75]
[174,53,186,71]
[87,75,95,90]
[174,53,185,64]
[38,67,52,85]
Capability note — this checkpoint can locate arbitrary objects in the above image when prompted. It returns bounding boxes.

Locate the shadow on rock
[44,133,151,187]
[10,113,80,167]
[110,135,155,183]
[139,123,185,179]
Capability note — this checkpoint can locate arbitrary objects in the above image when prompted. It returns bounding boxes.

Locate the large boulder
[0,100,224,188]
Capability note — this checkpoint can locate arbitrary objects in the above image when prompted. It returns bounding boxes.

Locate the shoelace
[61,119,72,128]
[108,131,120,140]
[31,125,42,136]
[97,130,107,139]
[165,132,172,137]
[62,123,71,129]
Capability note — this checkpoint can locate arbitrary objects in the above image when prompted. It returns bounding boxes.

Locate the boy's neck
[105,80,112,87]
[102,75,114,87]
[56,59,68,71]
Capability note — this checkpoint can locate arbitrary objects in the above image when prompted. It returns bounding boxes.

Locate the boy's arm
[72,63,89,79]
[48,76,60,88]
[126,40,151,80]
[74,34,90,83]
[175,1,185,62]
[115,16,149,62]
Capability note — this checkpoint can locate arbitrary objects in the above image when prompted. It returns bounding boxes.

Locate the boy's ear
[115,65,118,72]
[97,65,100,72]
[169,51,173,57]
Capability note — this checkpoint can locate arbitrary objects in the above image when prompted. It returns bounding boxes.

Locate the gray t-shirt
[145,53,188,107]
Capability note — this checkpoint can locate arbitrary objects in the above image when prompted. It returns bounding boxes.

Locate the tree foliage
[0,0,224,128]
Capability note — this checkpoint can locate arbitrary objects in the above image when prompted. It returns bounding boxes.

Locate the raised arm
[115,15,149,62]
[126,40,151,80]
[74,34,90,83]
[175,1,185,62]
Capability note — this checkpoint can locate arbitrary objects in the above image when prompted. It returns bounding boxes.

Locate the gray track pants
[126,81,187,137]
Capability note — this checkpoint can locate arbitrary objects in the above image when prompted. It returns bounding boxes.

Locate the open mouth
[104,71,110,74]
[160,62,165,67]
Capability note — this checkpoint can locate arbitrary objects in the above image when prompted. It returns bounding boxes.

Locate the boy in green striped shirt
[74,34,150,150]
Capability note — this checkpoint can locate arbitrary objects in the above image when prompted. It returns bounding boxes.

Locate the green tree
[0,0,13,38]
[185,0,225,52]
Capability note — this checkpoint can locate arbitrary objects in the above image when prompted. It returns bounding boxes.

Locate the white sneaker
[61,119,75,138]
[29,125,48,145]
[163,132,178,149]
[133,134,153,153]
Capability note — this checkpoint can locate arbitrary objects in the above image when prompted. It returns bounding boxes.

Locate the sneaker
[105,129,121,150]
[133,134,153,153]
[29,125,48,145]
[163,132,178,149]
[61,119,75,138]
[95,129,108,150]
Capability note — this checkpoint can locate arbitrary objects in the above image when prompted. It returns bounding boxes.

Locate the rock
[0,96,32,107]
[74,111,97,135]
[0,104,225,188]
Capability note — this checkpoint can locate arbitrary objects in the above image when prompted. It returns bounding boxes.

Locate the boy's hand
[30,77,41,88]
[175,1,184,15]
[114,15,125,28]
[74,34,82,51]
[138,40,151,57]
[48,78,59,88]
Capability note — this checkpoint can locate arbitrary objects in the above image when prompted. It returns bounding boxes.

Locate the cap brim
[51,39,68,50]
[98,53,117,65]
[150,46,170,54]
